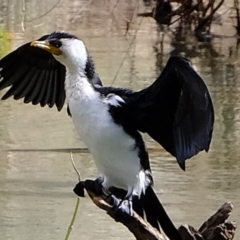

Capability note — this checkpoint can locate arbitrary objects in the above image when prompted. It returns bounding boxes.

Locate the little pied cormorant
[0,31,214,240]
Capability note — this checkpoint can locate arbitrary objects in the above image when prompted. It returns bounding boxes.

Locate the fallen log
[74,180,236,240]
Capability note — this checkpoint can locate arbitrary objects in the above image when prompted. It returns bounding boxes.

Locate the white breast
[66,75,146,197]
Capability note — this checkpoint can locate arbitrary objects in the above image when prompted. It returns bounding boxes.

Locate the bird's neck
[65,68,96,102]
[64,54,97,101]
[64,54,95,80]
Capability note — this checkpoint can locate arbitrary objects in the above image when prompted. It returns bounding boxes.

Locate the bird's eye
[49,39,62,48]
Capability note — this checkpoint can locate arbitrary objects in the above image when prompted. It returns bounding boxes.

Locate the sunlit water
[0,0,240,239]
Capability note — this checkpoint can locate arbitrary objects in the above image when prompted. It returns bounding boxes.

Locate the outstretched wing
[0,35,66,110]
[107,56,214,170]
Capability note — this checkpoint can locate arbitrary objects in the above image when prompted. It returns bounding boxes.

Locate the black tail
[133,187,182,240]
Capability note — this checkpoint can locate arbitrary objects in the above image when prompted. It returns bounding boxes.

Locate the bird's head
[31,31,90,73]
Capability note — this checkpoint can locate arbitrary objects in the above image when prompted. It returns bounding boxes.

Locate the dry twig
[64,153,81,240]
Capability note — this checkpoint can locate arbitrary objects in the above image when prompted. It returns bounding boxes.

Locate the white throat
[65,70,95,101]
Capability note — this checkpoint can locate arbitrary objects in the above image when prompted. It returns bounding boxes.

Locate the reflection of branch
[21,0,25,32]
[195,0,224,32]
[110,9,146,85]
[103,0,140,35]
[26,0,61,22]
[234,0,240,35]
[70,0,93,23]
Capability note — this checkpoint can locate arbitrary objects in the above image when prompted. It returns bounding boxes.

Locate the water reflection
[0,0,239,239]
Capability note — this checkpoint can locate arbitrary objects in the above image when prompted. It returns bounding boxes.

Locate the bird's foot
[73,177,104,197]
[109,195,133,223]
[73,181,85,197]
[73,179,132,223]
[93,176,104,195]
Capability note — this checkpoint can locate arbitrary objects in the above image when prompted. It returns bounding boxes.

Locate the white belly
[69,94,145,197]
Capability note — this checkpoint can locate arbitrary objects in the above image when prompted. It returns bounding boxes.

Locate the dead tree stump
[178,202,236,240]
[74,180,236,240]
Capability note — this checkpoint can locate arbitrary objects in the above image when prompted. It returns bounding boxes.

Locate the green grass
[0,27,12,58]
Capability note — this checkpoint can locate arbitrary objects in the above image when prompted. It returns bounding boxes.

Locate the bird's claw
[109,195,133,223]
[73,181,85,197]
[73,177,104,197]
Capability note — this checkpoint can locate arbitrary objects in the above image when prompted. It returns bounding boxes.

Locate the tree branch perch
[74,180,237,240]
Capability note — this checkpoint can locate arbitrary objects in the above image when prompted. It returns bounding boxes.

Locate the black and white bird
[0,31,214,240]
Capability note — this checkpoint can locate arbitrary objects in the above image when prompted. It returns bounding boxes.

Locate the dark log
[74,180,236,240]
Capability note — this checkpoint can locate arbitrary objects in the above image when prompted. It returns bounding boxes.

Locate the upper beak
[31,40,62,55]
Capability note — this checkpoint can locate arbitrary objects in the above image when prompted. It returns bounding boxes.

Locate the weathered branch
[177,202,236,240]
[87,189,168,240]
[74,180,236,240]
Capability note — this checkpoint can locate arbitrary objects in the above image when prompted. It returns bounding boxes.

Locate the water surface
[0,0,240,239]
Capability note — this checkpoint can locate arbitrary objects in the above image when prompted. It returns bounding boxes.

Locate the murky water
[0,0,240,239]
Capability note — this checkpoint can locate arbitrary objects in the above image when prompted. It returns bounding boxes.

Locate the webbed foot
[73,181,85,197]
[73,177,104,197]
[109,195,133,223]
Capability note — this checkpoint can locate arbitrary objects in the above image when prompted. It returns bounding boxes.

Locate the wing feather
[49,61,57,108]
[104,56,214,170]
[133,56,214,169]
[0,36,66,110]
[30,70,48,105]
[30,69,51,105]
[14,68,39,100]
[56,65,66,111]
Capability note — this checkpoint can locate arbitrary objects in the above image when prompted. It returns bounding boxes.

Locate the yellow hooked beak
[31,40,62,55]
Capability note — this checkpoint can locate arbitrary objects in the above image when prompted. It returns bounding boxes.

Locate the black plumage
[94,57,214,170]
[0,35,66,110]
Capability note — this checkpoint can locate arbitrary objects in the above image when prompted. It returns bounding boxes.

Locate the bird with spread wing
[0,31,214,240]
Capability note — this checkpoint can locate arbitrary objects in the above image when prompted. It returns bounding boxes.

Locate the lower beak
[31,40,62,55]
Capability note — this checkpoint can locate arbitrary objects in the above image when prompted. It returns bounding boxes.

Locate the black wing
[0,35,66,111]
[103,56,214,170]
